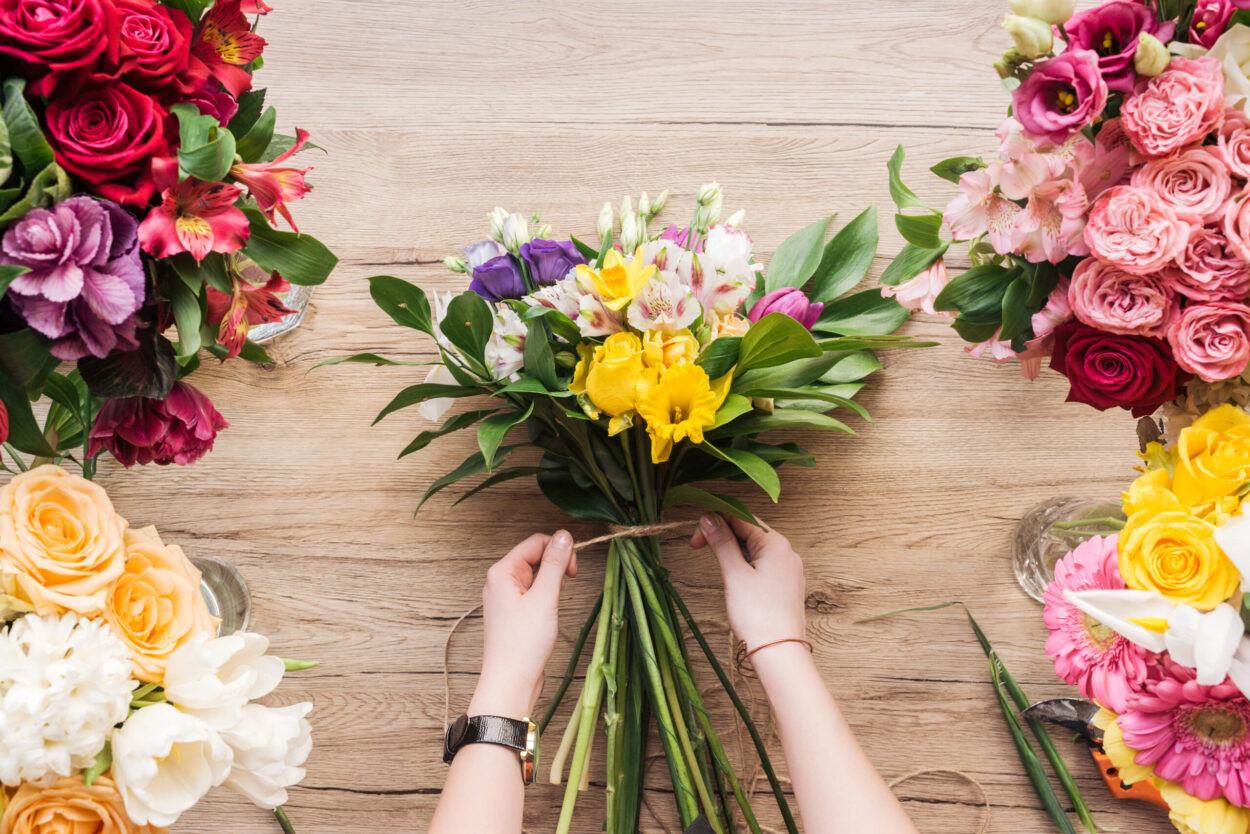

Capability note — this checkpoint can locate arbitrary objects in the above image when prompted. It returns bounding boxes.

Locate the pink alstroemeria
[138,164,250,262]
[206,269,294,359]
[880,258,951,316]
[1014,178,1090,264]
[229,129,313,232]
[943,168,1022,253]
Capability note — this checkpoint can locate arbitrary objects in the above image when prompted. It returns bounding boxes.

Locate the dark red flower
[1050,323,1187,416]
[88,381,228,467]
[206,265,294,359]
[0,0,108,95]
[93,0,194,91]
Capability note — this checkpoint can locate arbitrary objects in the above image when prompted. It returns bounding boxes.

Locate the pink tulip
[747,287,823,330]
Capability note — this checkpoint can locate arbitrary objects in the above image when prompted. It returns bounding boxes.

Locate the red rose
[93,0,193,91]
[0,0,107,93]
[44,83,171,207]
[1050,323,1186,416]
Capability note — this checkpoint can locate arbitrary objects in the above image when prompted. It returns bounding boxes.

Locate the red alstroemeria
[191,0,265,98]
[206,268,294,358]
[241,0,271,12]
[138,163,250,262]
[229,128,312,232]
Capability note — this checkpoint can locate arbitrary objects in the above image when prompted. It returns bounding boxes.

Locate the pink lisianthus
[943,168,1021,251]
[1191,0,1237,48]
[1173,225,1250,302]
[1043,535,1151,713]
[228,128,313,233]
[88,381,228,467]
[1068,257,1176,337]
[1223,187,1250,263]
[1219,108,1250,179]
[1122,56,1226,158]
[1014,178,1090,263]
[1167,301,1250,382]
[1117,662,1250,806]
[1130,146,1233,225]
[1063,1,1176,93]
[138,162,250,262]
[880,257,951,316]
[1084,186,1191,274]
[1013,49,1108,143]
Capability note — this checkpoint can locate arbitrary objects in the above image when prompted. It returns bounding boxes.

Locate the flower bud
[598,202,614,241]
[555,351,578,369]
[994,47,1029,80]
[638,191,651,217]
[619,195,633,224]
[725,209,745,228]
[488,206,509,244]
[536,223,552,239]
[1007,0,1074,25]
[1002,14,1052,59]
[697,182,722,204]
[651,189,670,216]
[693,182,724,234]
[620,209,641,252]
[1134,32,1171,77]
[502,214,530,255]
[444,255,469,273]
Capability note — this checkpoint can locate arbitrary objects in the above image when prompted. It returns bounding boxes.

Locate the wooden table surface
[87,1,1171,831]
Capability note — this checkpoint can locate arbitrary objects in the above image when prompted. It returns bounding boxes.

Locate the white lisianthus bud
[500,214,530,255]
[444,256,469,274]
[693,183,723,234]
[725,209,745,228]
[598,202,614,241]
[1134,32,1171,77]
[536,223,552,239]
[697,182,722,205]
[651,189,670,216]
[1007,0,1074,25]
[619,195,633,225]
[487,206,509,244]
[638,191,651,217]
[1002,15,1052,59]
[620,209,641,252]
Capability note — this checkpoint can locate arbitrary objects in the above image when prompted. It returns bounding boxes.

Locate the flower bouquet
[0,465,314,833]
[882,0,1250,432]
[0,0,336,478]
[1042,403,1250,833]
[346,187,924,831]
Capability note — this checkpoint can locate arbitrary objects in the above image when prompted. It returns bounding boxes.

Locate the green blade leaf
[367,275,433,335]
[663,484,759,527]
[172,102,237,183]
[813,289,910,337]
[894,212,943,249]
[998,276,1032,342]
[764,215,831,292]
[374,382,482,424]
[820,350,882,384]
[736,312,823,372]
[0,162,71,227]
[234,105,277,163]
[440,292,494,366]
[227,88,267,137]
[887,145,929,212]
[695,337,741,380]
[453,466,544,505]
[170,280,204,359]
[398,408,498,458]
[536,454,622,522]
[880,242,948,286]
[934,263,1017,318]
[3,79,51,174]
[84,742,112,787]
[0,371,53,456]
[711,393,753,429]
[702,442,781,502]
[478,402,534,471]
[315,353,434,368]
[809,205,878,303]
[931,155,986,185]
[710,409,853,438]
[417,447,519,513]
[523,319,560,390]
[240,208,337,286]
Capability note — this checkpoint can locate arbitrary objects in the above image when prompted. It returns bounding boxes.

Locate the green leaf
[368,275,433,335]
[711,393,754,429]
[170,280,203,359]
[998,277,1032,342]
[0,328,53,389]
[536,454,621,522]
[703,443,781,502]
[894,213,943,249]
[315,353,434,368]
[234,105,277,163]
[240,208,338,286]
[880,242,948,286]
[453,466,544,506]
[819,351,881,384]
[813,289,910,337]
[951,316,1002,343]
[0,372,53,456]
[417,447,519,513]
[440,292,494,366]
[260,133,316,163]
[0,263,28,301]
[227,88,267,137]
[84,743,111,787]
[521,304,581,343]
[0,163,71,227]
[569,236,598,261]
[160,0,211,20]
[40,372,80,419]
[398,408,498,458]
[0,95,12,186]
[737,386,865,414]
[696,337,741,380]
[733,353,841,393]
[523,319,560,390]
[168,252,231,293]
[374,382,483,424]
[478,402,533,471]
[887,145,929,212]
[171,102,236,183]
[663,484,759,526]
[2,79,51,174]
[930,156,986,185]
[765,215,831,292]
[712,409,853,437]
[79,333,178,400]
[934,263,1017,319]
[809,205,878,303]
[736,313,822,372]
[494,376,574,397]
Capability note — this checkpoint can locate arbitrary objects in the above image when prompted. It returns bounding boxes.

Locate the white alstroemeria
[1066,589,1246,687]
[696,225,760,315]
[626,271,701,334]
[1214,513,1250,591]
[417,364,459,423]
[221,702,313,809]
[112,703,232,827]
[484,305,527,381]
[570,268,625,337]
[529,278,581,320]
[164,632,284,730]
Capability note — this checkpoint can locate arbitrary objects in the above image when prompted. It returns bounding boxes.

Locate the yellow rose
[1172,405,1250,512]
[711,313,751,339]
[106,527,217,683]
[1118,509,1239,610]
[0,465,126,616]
[643,330,700,370]
[1,775,166,834]
[583,332,651,417]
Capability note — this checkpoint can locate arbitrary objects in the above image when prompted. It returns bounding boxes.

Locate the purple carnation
[1064,1,1175,93]
[520,239,586,286]
[1013,49,1109,143]
[1,196,145,361]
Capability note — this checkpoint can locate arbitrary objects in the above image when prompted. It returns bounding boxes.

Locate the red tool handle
[1090,748,1170,810]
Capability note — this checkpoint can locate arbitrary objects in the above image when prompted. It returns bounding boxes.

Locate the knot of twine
[573,521,695,551]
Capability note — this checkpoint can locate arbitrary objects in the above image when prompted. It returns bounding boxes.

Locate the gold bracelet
[745,638,813,660]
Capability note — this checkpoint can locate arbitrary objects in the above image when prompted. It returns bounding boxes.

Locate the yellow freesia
[575,249,656,311]
[643,329,700,370]
[1118,502,1239,610]
[1173,405,1250,513]
[638,363,731,464]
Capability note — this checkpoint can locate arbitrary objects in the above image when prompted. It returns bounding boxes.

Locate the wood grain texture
[82,1,1174,831]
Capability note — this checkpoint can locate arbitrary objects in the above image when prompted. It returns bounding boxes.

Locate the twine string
[573,521,695,551]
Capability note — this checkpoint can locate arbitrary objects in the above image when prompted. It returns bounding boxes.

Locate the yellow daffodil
[643,329,700,371]
[575,249,656,311]
[1173,405,1250,513]
[569,333,657,434]
[638,363,731,464]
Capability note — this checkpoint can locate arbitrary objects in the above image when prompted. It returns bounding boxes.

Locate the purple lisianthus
[1064,1,1175,93]
[1,196,144,361]
[463,238,505,269]
[520,239,586,286]
[748,287,824,330]
[469,253,526,302]
[1013,49,1109,143]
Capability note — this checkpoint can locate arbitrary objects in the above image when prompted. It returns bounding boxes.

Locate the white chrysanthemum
[0,613,136,786]
[1163,372,1250,442]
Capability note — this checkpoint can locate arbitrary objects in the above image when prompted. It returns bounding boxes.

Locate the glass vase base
[1012,497,1125,603]
[193,556,251,635]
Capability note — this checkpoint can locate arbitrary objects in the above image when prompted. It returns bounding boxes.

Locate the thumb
[699,515,749,582]
[532,529,575,598]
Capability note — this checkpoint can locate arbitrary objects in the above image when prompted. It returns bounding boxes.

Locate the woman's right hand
[692,514,807,651]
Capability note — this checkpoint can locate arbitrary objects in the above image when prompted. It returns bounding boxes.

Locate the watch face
[444,714,469,763]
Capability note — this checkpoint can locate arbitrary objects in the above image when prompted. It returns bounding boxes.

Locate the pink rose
[1069,257,1176,337]
[1122,56,1226,158]
[1084,186,1191,274]
[1222,186,1250,262]
[1167,301,1250,381]
[1172,225,1250,301]
[1130,146,1233,225]
[1219,108,1250,180]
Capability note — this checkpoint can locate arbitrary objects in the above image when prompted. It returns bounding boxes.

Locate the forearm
[753,644,918,834]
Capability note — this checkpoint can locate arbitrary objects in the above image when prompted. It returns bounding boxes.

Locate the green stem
[1050,518,1124,532]
[604,576,628,826]
[273,807,297,834]
[2,443,27,472]
[658,637,724,833]
[539,592,604,735]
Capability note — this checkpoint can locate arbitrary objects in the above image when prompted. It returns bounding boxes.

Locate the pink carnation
[1043,534,1150,713]
[1167,301,1250,382]
[1219,108,1250,180]
[1068,257,1176,337]
[1223,187,1250,263]
[1131,146,1233,225]
[1122,56,1226,158]
[1084,186,1191,274]
[880,257,951,316]
[1173,225,1250,302]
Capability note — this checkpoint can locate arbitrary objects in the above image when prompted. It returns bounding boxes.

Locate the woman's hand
[469,531,577,720]
[692,514,806,651]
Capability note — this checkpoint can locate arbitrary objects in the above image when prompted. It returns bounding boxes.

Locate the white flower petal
[1064,589,1173,652]
[1214,513,1250,592]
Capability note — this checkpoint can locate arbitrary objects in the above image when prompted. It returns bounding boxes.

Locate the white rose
[221,703,313,808]
[112,703,232,827]
[163,631,284,729]
[1174,24,1250,109]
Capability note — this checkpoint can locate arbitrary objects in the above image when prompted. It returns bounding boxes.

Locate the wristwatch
[443,714,539,785]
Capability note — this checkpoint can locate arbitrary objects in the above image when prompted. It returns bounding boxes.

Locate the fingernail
[553,530,573,552]
[701,515,719,532]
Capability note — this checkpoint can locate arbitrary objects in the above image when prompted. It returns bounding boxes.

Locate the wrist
[469,671,537,721]
[749,639,816,682]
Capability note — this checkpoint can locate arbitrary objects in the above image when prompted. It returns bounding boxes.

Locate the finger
[533,530,575,597]
[698,515,751,579]
[727,515,784,561]
[491,533,552,592]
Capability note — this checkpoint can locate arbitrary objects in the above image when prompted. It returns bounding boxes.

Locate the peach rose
[1172,225,1250,302]
[1,775,165,834]
[1167,300,1250,382]
[1130,146,1233,224]
[1222,185,1250,262]
[1068,256,1176,336]
[1122,56,1226,158]
[1219,107,1250,179]
[1083,186,1191,274]
[0,466,125,615]
[106,527,216,683]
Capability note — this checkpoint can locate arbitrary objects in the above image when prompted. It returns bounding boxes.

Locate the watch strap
[443,715,528,763]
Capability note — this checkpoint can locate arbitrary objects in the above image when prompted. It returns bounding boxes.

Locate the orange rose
[106,527,216,683]
[1,775,165,834]
[0,466,126,615]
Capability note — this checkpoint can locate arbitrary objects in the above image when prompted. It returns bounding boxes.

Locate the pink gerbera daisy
[1043,534,1151,712]
[1119,661,1250,807]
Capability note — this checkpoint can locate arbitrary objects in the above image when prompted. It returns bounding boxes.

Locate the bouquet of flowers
[1043,403,1250,833]
[347,186,924,831]
[0,0,336,478]
[882,0,1250,432]
[0,465,314,833]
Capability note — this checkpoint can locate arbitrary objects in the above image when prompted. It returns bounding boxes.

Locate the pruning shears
[1023,698,1169,810]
